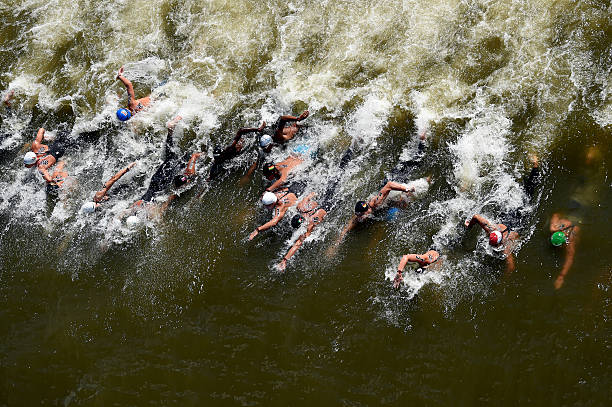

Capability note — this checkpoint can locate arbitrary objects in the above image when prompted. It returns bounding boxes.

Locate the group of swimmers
[8,66,580,289]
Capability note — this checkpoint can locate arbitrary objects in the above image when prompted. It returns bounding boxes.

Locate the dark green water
[1,0,611,405]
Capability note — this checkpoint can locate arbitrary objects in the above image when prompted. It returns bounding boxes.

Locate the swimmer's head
[23,152,37,167]
[261,191,277,206]
[260,134,273,148]
[291,214,305,229]
[173,174,190,188]
[551,231,567,247]
[355,201,370,215]
[126,215,141,228]
[116,108,131,121]
[489,231,503,246]
[81,201,97,214]
[262,163,280,180]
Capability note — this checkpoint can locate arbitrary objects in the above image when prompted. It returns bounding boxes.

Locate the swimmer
[271,110,309,143]
[24,127,74,190]
[81,162,136,213]
[127,116,201,216]
[465,214,519,272]
[115,66,151,121]
[334,179,428,245]
[393,249,441,289]
[263,155,305,192]
[248,189,298,240]
[45,160,69,196]
[279,192,327,271]
[209,121,266,180]
[549,213,580,289]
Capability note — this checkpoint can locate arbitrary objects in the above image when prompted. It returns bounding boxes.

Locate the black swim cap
[213,146,222,159]
[173,174,189,188]
[355,200,369,214]
[262,163,279,178]
[291,214,305,228]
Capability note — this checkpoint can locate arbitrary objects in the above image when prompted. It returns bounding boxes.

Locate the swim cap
[260,134,273,148]
[126,215,141,228]
[116,108,131,121]
[355,201,369,214]
[262,192,277,206]
[82,202,96,214]
[489,231,503,246]
[213,146,222,159]
[262,163,279,178]
[173,174,189,188]
[551,231,567,247]
[24,152,37,166]
[291,214,305,228]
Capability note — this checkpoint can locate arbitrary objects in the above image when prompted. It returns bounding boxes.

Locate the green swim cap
[551,231,566,247]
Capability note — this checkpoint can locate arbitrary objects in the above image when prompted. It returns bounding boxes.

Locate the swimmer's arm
[32,128,45,150]
[393,254,412,288]
[371,181,412,208]
[465,214,494,233]
[254,207,288,233]
[117,68,137,109]
[337,216,357,243]
[266,173,287,192]
[95,162,135,201]
[280,226,313,271]
[555,226,579,289]
[184,153,202,176]
[39,167,53,183]
[235,123,266,142]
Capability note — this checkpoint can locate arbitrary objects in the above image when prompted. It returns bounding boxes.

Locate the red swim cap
[489,231,503,246]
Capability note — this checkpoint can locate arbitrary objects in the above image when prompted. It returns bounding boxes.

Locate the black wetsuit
[141,128,190,202]
[523,166,541,200]
[209,144,241,180]
[386,138,427,184]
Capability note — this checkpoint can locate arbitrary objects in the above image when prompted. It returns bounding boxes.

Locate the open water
[0,0,611,405]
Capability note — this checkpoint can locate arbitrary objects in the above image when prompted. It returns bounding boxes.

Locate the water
[1,0,611,405]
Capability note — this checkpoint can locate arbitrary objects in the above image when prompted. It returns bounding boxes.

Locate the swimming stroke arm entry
[116,67,137,110]
[465,214,494,233]
[370,181,414,208]
[249,206,288,240]
[555,226,579,289]
[184,153,202,176]
[279,209,325,271]
[393,254,411,288]
[94,162,136,202]
[266,172,287,192]
[33,128,45,150]
[234,122,266,143]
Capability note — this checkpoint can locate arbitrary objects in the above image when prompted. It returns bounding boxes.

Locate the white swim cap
[262,191,277,205]
[81,202,96,214]
[24,152,37,166]
[126,215,141,228]
[260,134,273,148]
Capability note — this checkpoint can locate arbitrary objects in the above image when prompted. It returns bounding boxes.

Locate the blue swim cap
[116,108,131,121]
[386,207,400,221]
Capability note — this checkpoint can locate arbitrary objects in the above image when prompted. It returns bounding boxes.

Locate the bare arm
[393,255,412,289]
[555,226,579,289]
[95,162,135,202]
[184,153,202,176]
[370,181,412,209]
[116,67,136,109]
[279,228,311,271]
[249,206,289,240]
[39,166,53,183]
[465,214,495,234]
[266,172,287,192]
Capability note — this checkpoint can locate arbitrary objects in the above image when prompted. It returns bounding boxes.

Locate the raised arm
[184,153,202,176]
[94,162,136,202]
[116,67,136,109]
[393,254,412,288]
[234,121,266,143]
[369,181,412,209]
[465,214,495,234]
[555,226,579,289]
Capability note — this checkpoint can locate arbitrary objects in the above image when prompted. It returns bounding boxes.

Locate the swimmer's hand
[258,121,266,132]
[167,115,182,129]
[554,275,564,290]
[393,271,403,289]
[116,66,124,79]
[127,162,136,171]
[326,244,338,258]
[278,259,287,272]
[298,110,309,121]
[248,229,259,241]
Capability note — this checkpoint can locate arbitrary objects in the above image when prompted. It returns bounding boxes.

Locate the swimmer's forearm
[35,128,45,143]
[397,255,409,272]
